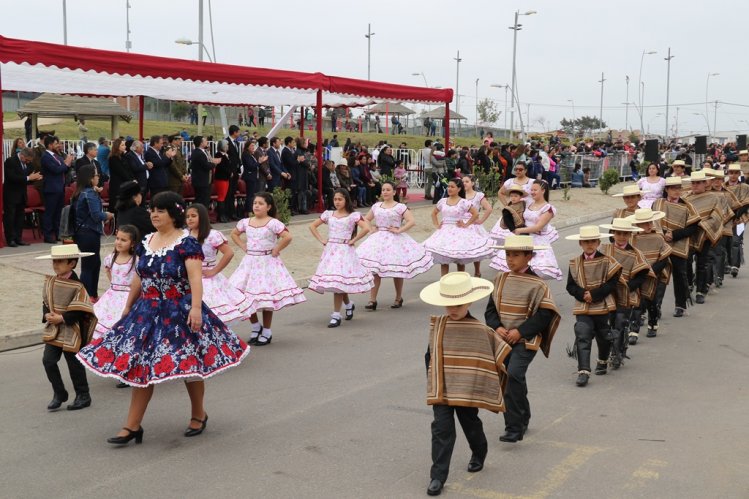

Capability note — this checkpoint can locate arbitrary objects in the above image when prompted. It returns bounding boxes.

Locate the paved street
[2,217,748,499]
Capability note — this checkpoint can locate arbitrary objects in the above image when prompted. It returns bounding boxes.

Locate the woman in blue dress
[77,192,249,445]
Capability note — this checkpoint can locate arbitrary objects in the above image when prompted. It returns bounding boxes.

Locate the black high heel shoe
[184,414,208,437]
[364,301,378,311]
[107,427,144,445]
[390,298,404,309]
[345,303,355,320]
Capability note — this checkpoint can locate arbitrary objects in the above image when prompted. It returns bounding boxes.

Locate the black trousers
[3,198,25,243]
[430,405,487,482]
[670,255,689,309]
[643,281,667,326]
[712,235,731,279]
[43,344,89,396]
[74,227,102,298]
[695,243,712,294]
[193,185,212,208]
[574,314,612,372]
[503,343,537,433]
[731,227,744,269]
[226,173,239,217]
[42,191,64,240]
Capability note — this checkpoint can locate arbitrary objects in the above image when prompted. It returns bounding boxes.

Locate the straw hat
[727,163,742,172]
[419,272,494,307]
[507,184,529,196]
[627,208,666,225]
[672,159,686,167]
[492,234,549,250]
[704,167,724,178]
[599,218,644,233]
[565,225,611,241]
[665,176,687,187]
[612,185,644,197]
[690,170,708,182]
[739,150,748,156]
[35,244,94,260]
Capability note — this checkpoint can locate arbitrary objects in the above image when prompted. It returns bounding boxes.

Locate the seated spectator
[582,167,593,187]
[570,163,586,188]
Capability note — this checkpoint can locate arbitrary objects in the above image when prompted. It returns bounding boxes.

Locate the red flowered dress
[77,231,249,386]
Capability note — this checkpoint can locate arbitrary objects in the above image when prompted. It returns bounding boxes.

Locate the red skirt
[214,180,229,202]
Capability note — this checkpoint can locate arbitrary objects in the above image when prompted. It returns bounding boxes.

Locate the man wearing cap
[420,272,511,496]
[684,170,724,304]
[653,177,700,316]
[705,168,739,287]
[565,226,622,386]
[725,163,749,277]
[484,235,560,442]
[598,219,656,367]
[612,185,644,220]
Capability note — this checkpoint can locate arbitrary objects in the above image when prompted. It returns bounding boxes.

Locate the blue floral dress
[77,231,250,386]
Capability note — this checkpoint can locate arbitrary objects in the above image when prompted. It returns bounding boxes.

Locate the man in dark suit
[144,135,176,198]
[125,141,148,195]
[190,135,219,207]
[40,136,74,243]
[225,125,242,220]
[266,137,289,191]
[4,148,41,246]
[74,142,101,177]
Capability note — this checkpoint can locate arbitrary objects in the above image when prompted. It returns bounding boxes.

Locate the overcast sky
[4,0,749,137]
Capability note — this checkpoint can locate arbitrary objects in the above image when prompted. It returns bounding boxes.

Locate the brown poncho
[42,275,97,353]
[653,198,700,258]
[569,253,622,315]
[685,192,723,250]
[726,183,749,224]
[602,244,656,308]
[427,316,511,413]
[632,231,673,299]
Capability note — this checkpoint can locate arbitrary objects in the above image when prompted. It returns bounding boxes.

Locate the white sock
[331,312,342,319]
[261,328,272,338]
[250,321,262,333]
[344,302,353,310]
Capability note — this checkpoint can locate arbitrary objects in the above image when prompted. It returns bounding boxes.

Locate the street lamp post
[490,84,510,138]
[454,50,462,133]
[598,73,606,134]
[176,2,215,134]
[664,48,674,141]
[508,10,536,140]
[567,99,576,138]
[365,24,375,81]
[625,75,630,131]
[475,78,479,137]
[705,72,719,140]
[638,50,657,134]
[62,0,68,45]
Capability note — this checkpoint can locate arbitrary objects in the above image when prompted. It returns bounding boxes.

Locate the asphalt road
[2,217,748,499]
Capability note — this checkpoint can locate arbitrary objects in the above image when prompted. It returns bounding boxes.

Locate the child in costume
[309,188,373,328]
[36,244,98,411]
[612,184,644,220]
[565,226,622,387]
[489,184,527,244]
[420,272,511,497]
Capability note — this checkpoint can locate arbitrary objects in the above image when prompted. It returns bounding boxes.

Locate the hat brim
[507,188,529,197]
[419,277,494,307]
[490,244,550,250]
[599,224,644,232]
[627,212,666,224]
[612,191,644,197]
[565,234,610,241]
[35,252,95,260]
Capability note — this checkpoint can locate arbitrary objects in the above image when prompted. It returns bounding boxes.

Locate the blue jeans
[75,227,102,298]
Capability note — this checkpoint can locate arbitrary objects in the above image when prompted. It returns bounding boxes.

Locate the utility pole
[714,100,718,142]
[62,0,68,45]
[664,48,674,141]
[625,75,630,131]
[598,72,606,134]
[454,50,462,133]
[126,1,132,111]
[365,24,375,81]
[474,78,479,138]
[197,0,204,135]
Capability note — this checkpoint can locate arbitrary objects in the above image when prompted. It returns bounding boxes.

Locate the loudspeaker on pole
[737,135,747,150]
[645,139,659,162]
[694,136,707,154]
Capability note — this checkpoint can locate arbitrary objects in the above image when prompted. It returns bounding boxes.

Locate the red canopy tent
[0,35,452,247]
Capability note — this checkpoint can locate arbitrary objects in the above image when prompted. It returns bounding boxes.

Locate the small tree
[477,98,500,124]
[272,187,292,224]
[598,168,620,194]
[172,102,190,121]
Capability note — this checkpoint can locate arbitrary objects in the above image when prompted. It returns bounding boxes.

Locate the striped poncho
[685,192,723,250]
[601,243,657,309]
[652,198,700,259]
[427,315,511,413]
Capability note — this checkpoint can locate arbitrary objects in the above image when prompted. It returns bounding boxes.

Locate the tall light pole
[638,50,657,134]
[490,84,510,138]
[705,72,719,140]
[365,24,375,81]
[693,112,710,134]
[474,78,479,137]
[509,10,537,140]
[625,75,630,131]
[598,73,606,134]
[567,99,576,138]
[62,0,68,45]
[454,50,462,132]
[664,48,674,141]
[412,72,429,87]
[125,1,132,111]
[175,1,209,134]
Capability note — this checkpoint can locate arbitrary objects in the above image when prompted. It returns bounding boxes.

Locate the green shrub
[477,170,502,206]
[598,168,620,195]
[272,187,292,225]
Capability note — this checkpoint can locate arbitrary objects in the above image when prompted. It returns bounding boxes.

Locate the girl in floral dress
[309,188,373,328]
[462,175,494,278]
[637,162,667,209]
[490,180,563,280]
[186,203,252,324]
[422,178,494,276]
[92,225,139,341]
[357,181,433,310]
[77,192,249,445]
[229,192,306,346]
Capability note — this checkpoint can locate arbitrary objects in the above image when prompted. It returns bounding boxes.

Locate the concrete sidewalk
[0,184,628,351]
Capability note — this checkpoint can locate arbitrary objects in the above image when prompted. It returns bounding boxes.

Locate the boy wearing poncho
[565,226,622,387]
[705,168,739,287]
[725,163,749,277]
[484,235,560,443]
[598,218,656,369]
[420,272,511,496]
[611,184,643,220]
[627,209,672,340]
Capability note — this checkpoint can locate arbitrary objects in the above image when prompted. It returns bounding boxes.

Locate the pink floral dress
[637,177,666,209]
[356,202,433,278]
[92,253,137,340]
[200,229,253,322]
[308,211,374,294]
[490,203,562,280]
[422,198,494,265]
[229,218,306,311]
[464,191,490,238]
